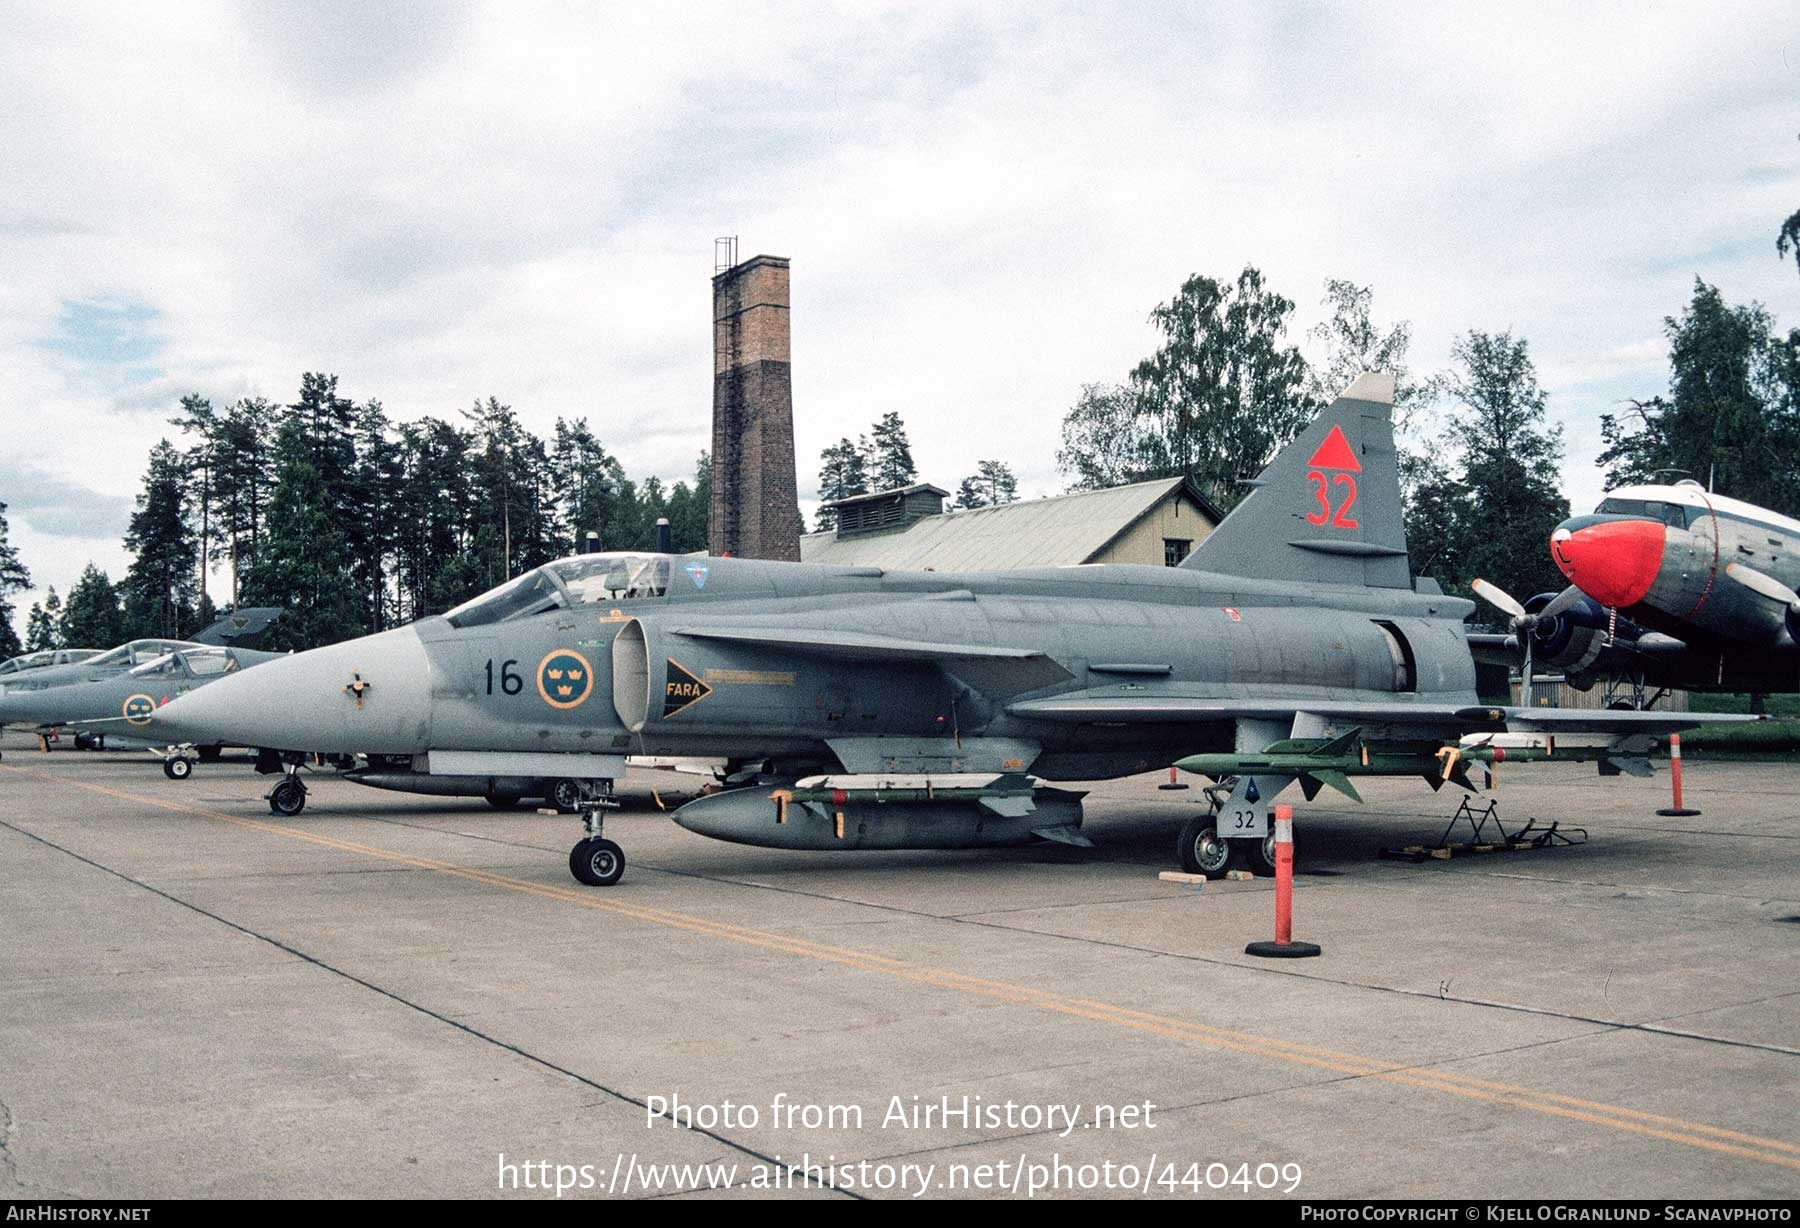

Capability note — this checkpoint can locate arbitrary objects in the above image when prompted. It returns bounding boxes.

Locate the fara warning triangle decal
[663,658,713,718]
[1306,425,1361,472]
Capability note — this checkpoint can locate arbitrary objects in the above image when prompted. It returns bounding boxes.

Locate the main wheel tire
[569,837,625,887]
[1177,816,1234,877]
[163,756,193,781]
[485,792,522,810]
[547,778,584,814]
[269,779,307,817]
[1240,832,1281,877]
[197,744,223,762]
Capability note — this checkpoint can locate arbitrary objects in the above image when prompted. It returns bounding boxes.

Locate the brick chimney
[710,254,802,560]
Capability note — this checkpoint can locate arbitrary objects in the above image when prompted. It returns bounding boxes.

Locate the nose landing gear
[567,779,624,886]
[267,766,309,817]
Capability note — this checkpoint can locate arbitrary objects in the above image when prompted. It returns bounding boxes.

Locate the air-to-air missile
[1176,729,1668,804]
[671,773,1090,850]
[144,374,1758,887]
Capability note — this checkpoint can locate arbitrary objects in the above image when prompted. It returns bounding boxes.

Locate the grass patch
[1688,692,1800,717]
[1674,719,1800,758]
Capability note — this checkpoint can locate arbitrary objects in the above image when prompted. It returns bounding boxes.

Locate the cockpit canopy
[127,647,245,680]
[444,554,675,629]
[86,639,201,670]
[1593,496,1692,529]
[0,648,102,675]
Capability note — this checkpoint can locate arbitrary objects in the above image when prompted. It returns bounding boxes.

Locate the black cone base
[1655,808,1701,817]
[1246,940,1321,958]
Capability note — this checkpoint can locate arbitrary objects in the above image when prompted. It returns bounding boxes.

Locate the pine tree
[352,399,404,631]
[955,460,1019,509]
[815,438,870,530]
[61,565,123,647]
[465,397,558,584]
[394,417,476,620]
[551,417,633,553]
[121,441,199,639]
[866,413,916,492]
[170,394,223,625]
[25,587,62,651]
[240,417,363,650]
[665,452,711,551]
[0,501,28,658]
[217,397,279,601]
[636,477,669,549]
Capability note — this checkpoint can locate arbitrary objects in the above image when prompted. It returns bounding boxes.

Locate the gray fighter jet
[0,608,283,698]
[146,375,1749,886]
[0,644,286,768]
[0,639,202,697]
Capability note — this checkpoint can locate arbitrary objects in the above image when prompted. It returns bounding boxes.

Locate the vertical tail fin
[1180,372,1411,589]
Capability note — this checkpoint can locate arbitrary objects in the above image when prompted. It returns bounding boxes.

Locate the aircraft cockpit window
[182,649,239,677]
[86,644,132,669]
[553,555,670,604]
[443,568,565,629]
[1595,497,1690,527]
[0,651,54,674]
[129,653,188,679]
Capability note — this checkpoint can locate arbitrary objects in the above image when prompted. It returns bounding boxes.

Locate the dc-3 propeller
[1470,579,1586,695]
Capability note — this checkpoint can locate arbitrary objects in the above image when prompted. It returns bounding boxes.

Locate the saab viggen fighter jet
[144,374,1750,886]
[0,645,286,766]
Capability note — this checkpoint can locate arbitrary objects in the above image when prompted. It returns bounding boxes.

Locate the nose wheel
[566,780,624,886]
[162,755,194,781]
[267,772,308,817]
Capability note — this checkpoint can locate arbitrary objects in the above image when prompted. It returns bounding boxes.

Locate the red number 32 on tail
[1306,470,1359,528]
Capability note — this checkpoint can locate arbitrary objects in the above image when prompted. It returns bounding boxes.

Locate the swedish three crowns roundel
[536,649,594,710]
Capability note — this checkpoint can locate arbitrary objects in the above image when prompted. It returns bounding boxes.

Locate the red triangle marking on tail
[1307,425,1361,472]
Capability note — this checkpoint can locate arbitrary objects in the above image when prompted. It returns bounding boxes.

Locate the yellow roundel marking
[536,649,594,710]
[122,693,157,726]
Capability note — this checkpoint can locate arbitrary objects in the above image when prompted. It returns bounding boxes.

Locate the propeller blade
[1471,577,1527,621]
[1724,562,1800,610]
[1539,584,1585,620]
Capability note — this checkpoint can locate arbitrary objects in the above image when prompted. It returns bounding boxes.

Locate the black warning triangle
[663,658,713,717]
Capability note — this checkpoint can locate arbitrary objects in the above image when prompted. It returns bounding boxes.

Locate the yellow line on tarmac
[9,764,1800,1173]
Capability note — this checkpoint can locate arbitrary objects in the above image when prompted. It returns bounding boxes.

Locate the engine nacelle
[610,617,960,739]
[1525,591,1645,676]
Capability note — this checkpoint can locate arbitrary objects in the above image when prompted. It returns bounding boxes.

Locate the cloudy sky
[2,1,1796,639]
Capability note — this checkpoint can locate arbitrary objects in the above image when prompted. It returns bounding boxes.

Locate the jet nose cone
[148,627,435,754]
[1551,518,1664,608]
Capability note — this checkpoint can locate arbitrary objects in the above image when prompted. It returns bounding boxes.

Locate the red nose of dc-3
[1550,519,1664,608]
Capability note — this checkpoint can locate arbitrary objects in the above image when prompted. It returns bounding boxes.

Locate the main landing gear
[567,779,624,887]
[1175,777,1285,877]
